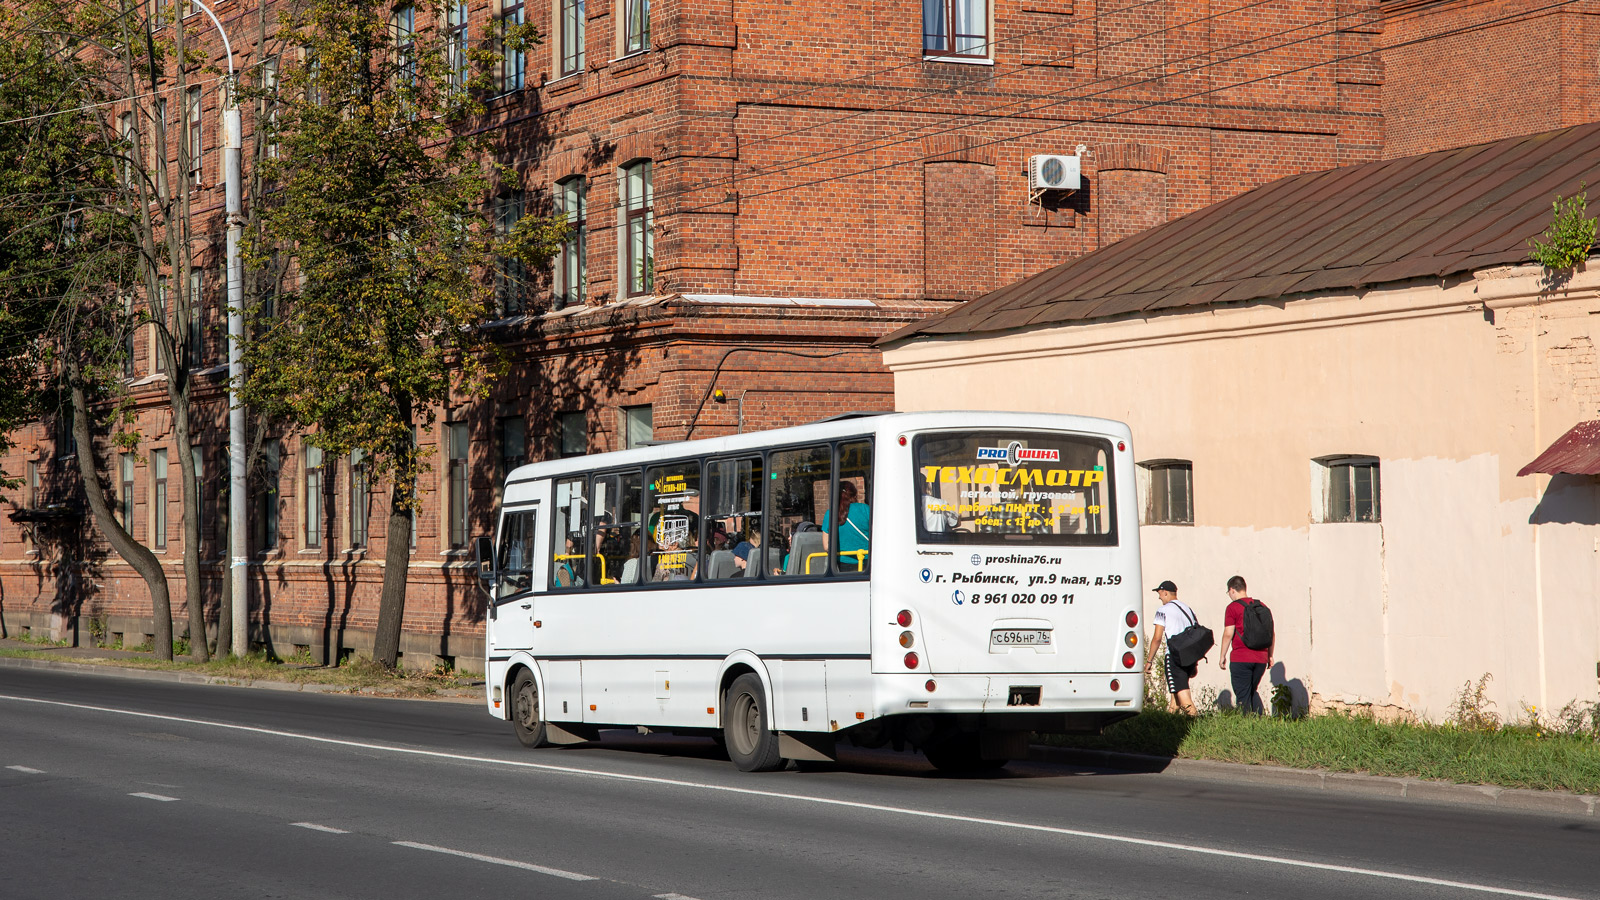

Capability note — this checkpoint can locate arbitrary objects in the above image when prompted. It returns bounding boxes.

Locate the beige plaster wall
[886,264,1600,719]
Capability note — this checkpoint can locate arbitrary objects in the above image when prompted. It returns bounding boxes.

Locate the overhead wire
[667,0,1582,218]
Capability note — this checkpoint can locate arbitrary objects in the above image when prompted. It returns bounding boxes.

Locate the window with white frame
[620,161,652,297]
[118,112,137,187]
[498,417,526,482]
[622,0,649,55]
[1139,460,1193,525]
[120,452,137,532]
[152,448,169,549]
[560,0,585,75]
[122,293,137,377]
[448,422,469,548]
[1316,455,1380,523]
[391,9,414,93]
[445,1,469,90]
[558,410,586,457]
[622,405,652,449]
[493,191,531,314]
[254,439,280,551]
[187,269,203,367]
[152,98,169,199]
[555,175,585,307]
[184,86,202,186]
[191,445,205,543]
[349,449,370,549]
[501,0,526,91]
[261,56,280,158]
[923,0,988,58]
[154,275,169,374]
[305,445,325,549]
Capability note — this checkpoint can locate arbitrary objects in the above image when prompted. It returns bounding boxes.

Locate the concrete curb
[0,654,482,703]
[1029,745,1599,818]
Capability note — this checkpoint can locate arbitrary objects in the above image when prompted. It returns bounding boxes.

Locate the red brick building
[11,0,1532,668]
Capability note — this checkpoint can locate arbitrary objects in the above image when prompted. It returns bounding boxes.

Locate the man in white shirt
[1145,580,1200,715]
[921,483,957,533]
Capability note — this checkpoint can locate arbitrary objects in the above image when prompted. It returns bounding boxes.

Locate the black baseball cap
[1152,580,1178,593]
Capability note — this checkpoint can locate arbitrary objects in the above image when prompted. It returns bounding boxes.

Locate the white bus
[475,411,1143,772]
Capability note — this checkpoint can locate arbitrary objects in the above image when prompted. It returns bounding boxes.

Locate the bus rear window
[914,431,1116,546]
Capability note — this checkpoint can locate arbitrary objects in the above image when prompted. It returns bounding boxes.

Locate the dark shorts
[1166,651,1199,694]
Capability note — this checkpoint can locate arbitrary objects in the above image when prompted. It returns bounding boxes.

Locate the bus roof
[505,410,1131,484]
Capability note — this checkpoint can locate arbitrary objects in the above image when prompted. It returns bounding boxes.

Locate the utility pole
[187,0,249,656]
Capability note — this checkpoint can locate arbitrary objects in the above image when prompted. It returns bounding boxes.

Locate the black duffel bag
[1165,606,1214,668]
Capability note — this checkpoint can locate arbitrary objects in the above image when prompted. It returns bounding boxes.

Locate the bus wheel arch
[716,653,774,731]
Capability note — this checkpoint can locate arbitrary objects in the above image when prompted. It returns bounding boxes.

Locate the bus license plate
[991,629,1052,649]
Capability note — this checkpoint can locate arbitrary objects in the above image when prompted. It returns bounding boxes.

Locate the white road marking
[393,841,596,881]
[7,765,44,774]
[654,894,702,900]
[0,693,1581,900]
[292,822,351,834]
[129,792,179,802]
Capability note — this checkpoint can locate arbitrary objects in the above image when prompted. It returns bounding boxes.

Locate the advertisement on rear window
[913,431,1116,546]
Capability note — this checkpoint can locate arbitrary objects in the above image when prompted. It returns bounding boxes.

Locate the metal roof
[882,122,1600,345]
[1518,420,1600,477]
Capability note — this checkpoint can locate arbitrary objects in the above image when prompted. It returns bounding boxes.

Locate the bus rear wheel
[924,731,1007,774]
[724,673,784,772]
[510,670,548,748]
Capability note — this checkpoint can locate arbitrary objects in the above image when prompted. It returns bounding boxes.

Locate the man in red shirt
[1218,575,1272,715]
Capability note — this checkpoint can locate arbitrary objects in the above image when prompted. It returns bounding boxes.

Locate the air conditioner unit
[1028,153,1081,192]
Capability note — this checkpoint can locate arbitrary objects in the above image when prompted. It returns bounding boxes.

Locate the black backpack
[1239,598,1274,651]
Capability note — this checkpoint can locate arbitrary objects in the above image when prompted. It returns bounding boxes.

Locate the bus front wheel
[510,670,548,748]
[724,673,784,772]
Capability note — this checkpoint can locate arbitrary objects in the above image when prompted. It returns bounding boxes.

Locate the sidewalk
[4,640,1595,818]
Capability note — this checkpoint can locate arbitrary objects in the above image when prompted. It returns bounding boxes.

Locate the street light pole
[186,1,249,657]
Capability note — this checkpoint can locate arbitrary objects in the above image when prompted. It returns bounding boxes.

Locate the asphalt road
[1,667,1594,900]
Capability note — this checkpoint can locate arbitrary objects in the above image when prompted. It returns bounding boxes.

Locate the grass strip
[1041,709,1600,794]
[0,648,480,698]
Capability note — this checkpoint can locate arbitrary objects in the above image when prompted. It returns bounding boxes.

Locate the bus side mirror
[474,536,494,585]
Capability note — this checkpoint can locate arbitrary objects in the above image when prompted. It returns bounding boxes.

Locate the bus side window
[706,456,763,580]
[834,440,872,576]
[552,476,589,589]
[594,470,644,585]
[645,461,701,583]
[768,444,833,578]
[496,510,536,598]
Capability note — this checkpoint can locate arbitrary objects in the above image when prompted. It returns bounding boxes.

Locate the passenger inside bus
[821,479,871,572]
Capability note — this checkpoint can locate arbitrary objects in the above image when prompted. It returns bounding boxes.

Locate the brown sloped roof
[1518,420,1600,477]
[881,123,1600,345]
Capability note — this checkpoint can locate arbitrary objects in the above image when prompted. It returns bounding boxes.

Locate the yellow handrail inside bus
[803,550,868,574]
[554,553,608,585]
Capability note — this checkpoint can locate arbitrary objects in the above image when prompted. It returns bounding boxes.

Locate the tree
[0,0,292,661]
[0,2,170,654]
[238,0,564,668]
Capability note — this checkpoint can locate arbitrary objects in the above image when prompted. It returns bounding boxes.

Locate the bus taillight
[897,609,913,627]
[925,679,937,692]
[1121,652,1136,669]
[1110,679,1121,692]
[899,631,915,649]
[1125,610,1138,628]
[1124,631,1138,648]
[904,652,919,669]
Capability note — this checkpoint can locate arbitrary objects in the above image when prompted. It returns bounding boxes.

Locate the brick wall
[1381,0,1600,158]
[2,0,1400,661]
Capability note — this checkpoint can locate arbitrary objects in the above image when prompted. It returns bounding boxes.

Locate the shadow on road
[554,730,1172,781]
